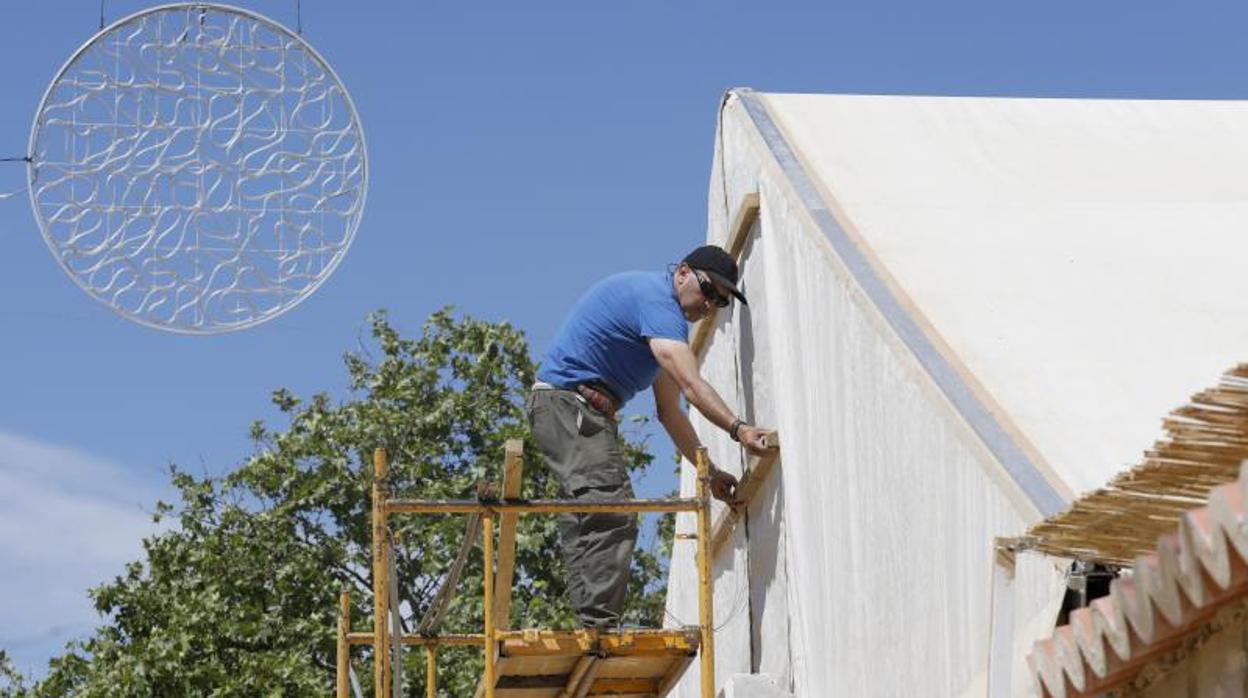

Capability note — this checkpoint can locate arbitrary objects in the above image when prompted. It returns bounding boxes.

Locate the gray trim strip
[735,89,1067,516]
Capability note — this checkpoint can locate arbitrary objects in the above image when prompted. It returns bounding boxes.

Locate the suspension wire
[99,0,105,29]
[0,156,30,199]
[296,0,303,34]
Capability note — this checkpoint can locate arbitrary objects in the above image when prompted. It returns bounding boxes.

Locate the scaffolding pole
[386,498,700,515]
[695,447,716,698]
[482,512,496,698]
[346,632,482,646]
[337,591,350,698]
[425,647,436,698]
[372,448,390,697]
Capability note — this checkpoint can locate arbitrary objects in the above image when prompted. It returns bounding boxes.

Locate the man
[528,245,772,628]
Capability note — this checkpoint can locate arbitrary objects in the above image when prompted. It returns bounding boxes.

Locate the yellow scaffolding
[337,435,778,698]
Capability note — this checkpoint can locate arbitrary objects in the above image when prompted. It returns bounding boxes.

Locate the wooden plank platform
[477,628,699,698]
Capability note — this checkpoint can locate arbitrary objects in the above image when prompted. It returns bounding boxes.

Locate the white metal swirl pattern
[28,3,367,333]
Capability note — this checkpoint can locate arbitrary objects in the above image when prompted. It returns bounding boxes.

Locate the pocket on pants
[538,391,626,492]
[575,401,606,438]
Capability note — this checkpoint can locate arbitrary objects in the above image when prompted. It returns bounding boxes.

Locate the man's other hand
[737,425,773,455]
[708,467,739,504]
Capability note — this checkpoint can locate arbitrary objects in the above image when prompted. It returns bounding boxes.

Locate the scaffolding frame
[336,443,721,698]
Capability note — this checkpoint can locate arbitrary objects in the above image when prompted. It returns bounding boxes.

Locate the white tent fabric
[664,91,1248,697]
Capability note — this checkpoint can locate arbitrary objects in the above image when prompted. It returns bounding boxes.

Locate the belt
[576,383,619,419]
[533,381,620,419]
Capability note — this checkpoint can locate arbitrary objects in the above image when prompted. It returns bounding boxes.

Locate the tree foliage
[0,651,28,698]
[17,310,669,696]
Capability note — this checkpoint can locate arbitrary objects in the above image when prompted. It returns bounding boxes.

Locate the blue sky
[2,0,1246,679]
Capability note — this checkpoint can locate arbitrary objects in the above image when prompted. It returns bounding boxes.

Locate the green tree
[1,651,29,698]
[27,310,669,697]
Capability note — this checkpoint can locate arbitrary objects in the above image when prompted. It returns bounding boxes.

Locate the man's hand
[708,467,739,504]
[737,424,773,455]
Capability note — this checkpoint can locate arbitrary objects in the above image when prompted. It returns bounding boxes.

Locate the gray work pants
[527,387,638,627]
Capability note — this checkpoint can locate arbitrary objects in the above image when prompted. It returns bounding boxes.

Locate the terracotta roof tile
[1028,463,1248,697]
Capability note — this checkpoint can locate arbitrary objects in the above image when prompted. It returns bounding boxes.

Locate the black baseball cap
[682,245,747,305]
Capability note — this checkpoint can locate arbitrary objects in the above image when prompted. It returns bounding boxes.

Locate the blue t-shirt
[538,271,689,405]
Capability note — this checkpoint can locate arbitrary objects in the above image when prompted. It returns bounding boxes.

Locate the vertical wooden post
[695,447,716,698]
[425,646,437,698]
[483,513,496,698]
[373,448,390,698]
[338,591,350,698]
[987,543,1018,698]
[491,439,525,630]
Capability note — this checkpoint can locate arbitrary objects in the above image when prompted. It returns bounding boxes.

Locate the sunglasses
[695,271,731,308]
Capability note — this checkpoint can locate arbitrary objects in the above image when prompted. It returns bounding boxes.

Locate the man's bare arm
[653,368,703,465]
[654,368,739,502]
[650,338,736,430]
[650,337,770,454]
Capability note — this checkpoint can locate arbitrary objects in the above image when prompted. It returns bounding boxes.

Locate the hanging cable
[663,564,751,632]
[99,0,105,29]
[718,91,732,239]
[296,0,303,34]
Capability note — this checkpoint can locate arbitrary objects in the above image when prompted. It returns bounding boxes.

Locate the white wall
[664,92,1065,698]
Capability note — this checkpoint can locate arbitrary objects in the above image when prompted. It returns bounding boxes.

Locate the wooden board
[498,654,579,677]
[690,192,761,360]
[493,439,526,629]
[711,431,781,554]
[478,628,699,697]
[592,655,678,679]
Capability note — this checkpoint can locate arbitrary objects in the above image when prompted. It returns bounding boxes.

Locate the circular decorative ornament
[28,3,367,333]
